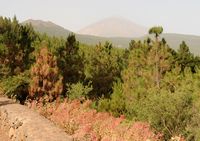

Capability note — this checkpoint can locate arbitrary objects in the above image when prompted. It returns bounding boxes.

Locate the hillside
[22,19,200,55]
[22,19,133,47]
[161,34,200,54]
[23,19,72,37]
[78,17,147,38]
[144,34,200,55]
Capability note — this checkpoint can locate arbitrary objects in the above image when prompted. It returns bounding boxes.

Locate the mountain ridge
[22,19,72,37]
[22,19,200,55]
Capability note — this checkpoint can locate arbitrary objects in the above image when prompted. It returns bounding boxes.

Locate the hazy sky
[0,0,200,35]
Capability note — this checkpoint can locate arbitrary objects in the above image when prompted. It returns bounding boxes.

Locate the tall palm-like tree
[149,26,163,42]
[148,26,163,88]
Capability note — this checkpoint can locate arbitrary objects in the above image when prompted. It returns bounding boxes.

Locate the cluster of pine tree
[1,16,200,140]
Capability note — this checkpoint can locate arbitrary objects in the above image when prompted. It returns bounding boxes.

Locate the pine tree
[121,36,173,118]
[88,41,123,98]
[0,16,36,77]
[29,44,63,102]
[57,34,84,95]
[176,41,196,72]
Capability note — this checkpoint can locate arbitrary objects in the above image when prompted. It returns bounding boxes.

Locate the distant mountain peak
[78,17,148,38]
[23,19,64,28]
[22,19,72,37]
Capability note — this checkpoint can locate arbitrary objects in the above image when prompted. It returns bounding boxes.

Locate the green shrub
[0,71,30,104]
[67,82,92,100]
[97,98,110,112]
[98,81,127,117]
[137,90,195,140]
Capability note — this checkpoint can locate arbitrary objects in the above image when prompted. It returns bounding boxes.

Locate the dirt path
[0,95,10,141]
[0,96,72,141]
[0,128,10,141]
[0,129,9,141]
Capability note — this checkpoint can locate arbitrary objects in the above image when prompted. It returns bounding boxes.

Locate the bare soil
[0,95,10,141]
[0,127,9,141]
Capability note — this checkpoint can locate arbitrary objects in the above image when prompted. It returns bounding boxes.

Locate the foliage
[57,34,85,89]
[29,44,63,102]
[140,91,194,140]
[0,71,30,104]
[67,82,93,100]
[28,99,162,141]
[97,81,127,117]
[0,16,37,76]
[176,41,200,72]
[120,38,172,119]
[149,26,163,38]
[87,41,124,98]
[97,31,200,140]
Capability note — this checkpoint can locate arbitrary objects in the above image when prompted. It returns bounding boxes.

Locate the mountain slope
[23,19,72,37]
[78,17,147,38]
[161,34,200,53]
[22,19,133,47]
[22,19,200,55]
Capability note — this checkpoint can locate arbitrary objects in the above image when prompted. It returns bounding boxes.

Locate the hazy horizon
[1,0,200,35]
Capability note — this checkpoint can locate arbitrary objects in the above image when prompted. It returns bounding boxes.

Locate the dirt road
[0,128,9,141]
[0,95,10,141]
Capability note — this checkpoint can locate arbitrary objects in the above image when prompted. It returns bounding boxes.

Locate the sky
[0,0,200,35]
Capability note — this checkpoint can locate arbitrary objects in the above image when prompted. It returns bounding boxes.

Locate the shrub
[98,81,127,117]
[29,99,162,141]
[67,82,92,100]
[0,71,30,104]
[138,90,194,140]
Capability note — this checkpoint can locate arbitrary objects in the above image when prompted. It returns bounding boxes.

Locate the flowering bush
[28,99,162,141]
